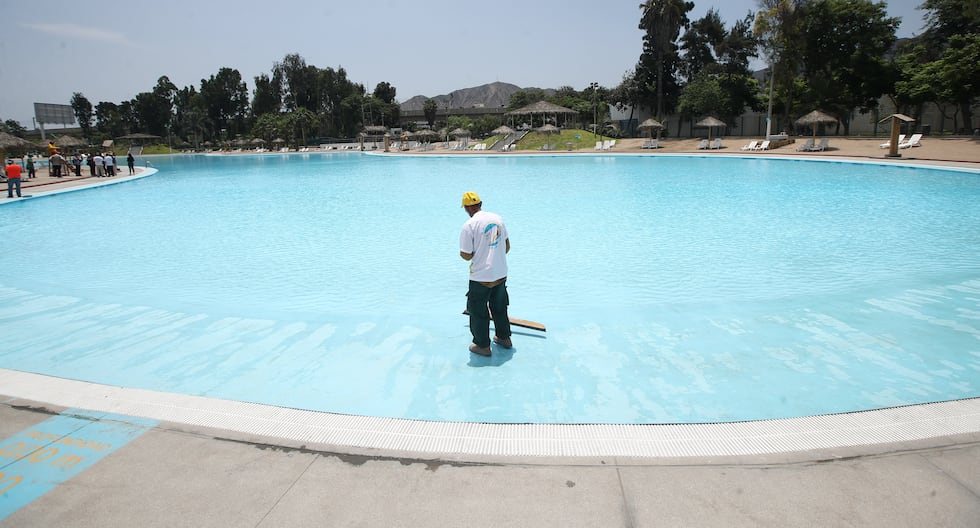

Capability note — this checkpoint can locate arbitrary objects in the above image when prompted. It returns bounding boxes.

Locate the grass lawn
[512,129,610,151]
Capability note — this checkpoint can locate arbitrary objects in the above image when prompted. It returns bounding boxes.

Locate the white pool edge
[3,368,978,459]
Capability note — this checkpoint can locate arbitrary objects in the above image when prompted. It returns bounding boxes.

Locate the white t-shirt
[460,210,509,282]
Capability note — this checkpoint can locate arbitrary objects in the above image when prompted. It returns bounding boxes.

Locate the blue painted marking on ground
[0,408,157,521]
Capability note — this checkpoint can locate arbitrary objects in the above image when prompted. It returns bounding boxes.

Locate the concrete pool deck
[2,144,980,526]
[2,390,979,527]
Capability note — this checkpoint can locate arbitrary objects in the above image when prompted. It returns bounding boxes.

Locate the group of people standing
[33,151,137,179]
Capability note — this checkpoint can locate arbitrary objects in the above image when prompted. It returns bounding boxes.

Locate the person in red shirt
[5,159,22,198]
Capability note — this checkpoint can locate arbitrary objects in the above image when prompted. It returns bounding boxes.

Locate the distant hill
[399,82,554,111]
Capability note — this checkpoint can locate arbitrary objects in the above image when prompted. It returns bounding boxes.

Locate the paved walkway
[2,398,979,527]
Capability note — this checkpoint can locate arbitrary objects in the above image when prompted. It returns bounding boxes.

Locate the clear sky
[0,0,926,128]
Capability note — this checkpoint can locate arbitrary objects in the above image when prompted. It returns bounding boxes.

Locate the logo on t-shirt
[484,223,500,247]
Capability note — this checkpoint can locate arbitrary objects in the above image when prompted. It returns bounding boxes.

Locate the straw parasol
[505,100,577,128]
[53,135,87,148]
[535,124,560,134]
[450,128,470,138]
[362,125,387,137]
[638,118,664,138]
[0,132,37,157]
[491,125,515,136]
[695,116,727,141]
[414,129,438,139]
[794,110,838,140]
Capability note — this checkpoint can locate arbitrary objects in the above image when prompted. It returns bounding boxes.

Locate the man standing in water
[459,191,512,356]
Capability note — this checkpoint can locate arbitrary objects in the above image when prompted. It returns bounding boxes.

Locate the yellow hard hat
[461,191,481,207]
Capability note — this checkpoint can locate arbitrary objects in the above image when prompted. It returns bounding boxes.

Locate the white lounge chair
[641,139,659,149]
[740,140,758,151]
[796,138,814,151]
[594,141,603,150]
[899,133,923,148]
[696,139,709,150]
[709,138,722,149]
[809,138,829,151]
[880,134,904,148]
[754,140,770,151]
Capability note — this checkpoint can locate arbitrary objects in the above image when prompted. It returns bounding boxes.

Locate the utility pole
[590,82,599,141]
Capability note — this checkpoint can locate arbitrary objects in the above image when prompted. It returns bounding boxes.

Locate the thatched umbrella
[695,116,727,141]
[0,132,37,157]
[535,124,560,134]
[491,125,515,136]
[794,110,838,140]
[638,118,664,140]
[362,125,387,136]
[638,118,664,138]
[53,135,87,148]
[450,128,470,138]
[414,129,438,139]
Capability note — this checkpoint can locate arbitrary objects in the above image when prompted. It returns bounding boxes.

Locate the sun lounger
[642,139,660,149]
[880,134,904,148]
[754,140,770,151]
[696,139,709,150]
[898,133,922,148]
[594,141,602,150]
[809,138,829,151]
[796,138,814,151]
[740,140,758,151]
[709,138,722,149]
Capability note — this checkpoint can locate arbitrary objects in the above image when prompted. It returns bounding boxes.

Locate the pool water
[1,152,978,424]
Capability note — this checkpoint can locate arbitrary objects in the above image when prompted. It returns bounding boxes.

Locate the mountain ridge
[399,82,554,111]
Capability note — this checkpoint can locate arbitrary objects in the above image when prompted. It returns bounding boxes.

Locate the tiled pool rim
[4,368,979,460]
[4,159,979,460]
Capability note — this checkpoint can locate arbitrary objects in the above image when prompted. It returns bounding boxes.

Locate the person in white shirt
[459,191,512,356]
[104,153,115,176]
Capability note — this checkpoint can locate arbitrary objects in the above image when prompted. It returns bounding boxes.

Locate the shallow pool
[1,152,978,424]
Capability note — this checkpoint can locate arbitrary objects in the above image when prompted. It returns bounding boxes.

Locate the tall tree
[288,107,317,146]
[95,102,127,139]
[252,73,281,117]
[200,68,248,138]
[677,10,760,132]
[754,0,807,130]
[274,54,317,112]
[918,0,980,130]
[638,0,695,119]
[373,82,397,104]
[70,93,94,141]
[422,99,438,127]
[611,70,645,135]
[798,0,899,133]
[679,8,726,81]
[315,66,361,138]
[132,76,177,137]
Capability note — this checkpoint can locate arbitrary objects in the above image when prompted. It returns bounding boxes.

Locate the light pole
[589,82,599,140]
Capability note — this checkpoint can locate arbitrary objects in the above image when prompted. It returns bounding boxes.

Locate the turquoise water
[1,152,978,424]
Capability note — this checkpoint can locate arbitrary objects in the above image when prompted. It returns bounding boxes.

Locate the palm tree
[288,108,317,147]
[639,0,694,119]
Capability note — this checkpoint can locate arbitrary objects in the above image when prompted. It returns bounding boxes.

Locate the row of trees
[66,54,402,147]
[625,0,978,136]
[1,0,976,144]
